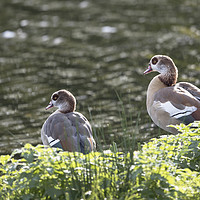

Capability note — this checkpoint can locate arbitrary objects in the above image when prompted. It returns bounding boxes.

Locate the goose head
[144,55,178,86]
[46,89,76,113]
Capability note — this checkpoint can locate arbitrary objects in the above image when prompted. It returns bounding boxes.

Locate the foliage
[0,124,200,200]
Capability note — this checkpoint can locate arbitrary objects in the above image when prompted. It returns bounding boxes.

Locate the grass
[0,123,200,200]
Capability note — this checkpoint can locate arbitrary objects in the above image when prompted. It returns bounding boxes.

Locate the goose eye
[152,57,158,65]
[52,94,59,101]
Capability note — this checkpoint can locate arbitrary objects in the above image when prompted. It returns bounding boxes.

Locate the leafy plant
[0,123,200,199]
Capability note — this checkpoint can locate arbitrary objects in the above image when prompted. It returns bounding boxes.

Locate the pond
[1,0,200,154]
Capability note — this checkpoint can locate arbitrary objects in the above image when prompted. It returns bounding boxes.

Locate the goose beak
[144,64,153,74]
[46,101,54,110]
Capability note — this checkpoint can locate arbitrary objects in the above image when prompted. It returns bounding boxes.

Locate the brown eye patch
[152,57,158,65]
[52,94,59,101]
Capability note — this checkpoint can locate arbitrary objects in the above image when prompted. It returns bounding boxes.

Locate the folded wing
[41,112,96,154]
[153,85,200,125]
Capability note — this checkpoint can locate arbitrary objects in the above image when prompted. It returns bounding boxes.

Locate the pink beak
[144,64,153,74]
[46,101,54,110]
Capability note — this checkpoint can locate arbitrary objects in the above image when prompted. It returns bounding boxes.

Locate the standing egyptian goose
[41,89,96,153]
[144,55,200,134]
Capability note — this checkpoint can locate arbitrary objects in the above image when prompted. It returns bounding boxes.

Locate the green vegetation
[0,124,200,200]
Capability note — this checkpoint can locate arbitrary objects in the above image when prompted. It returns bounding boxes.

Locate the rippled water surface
[1,0,200,154]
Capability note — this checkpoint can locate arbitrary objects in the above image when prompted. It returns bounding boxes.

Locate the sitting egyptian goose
[41,89,96,153]
[144,55,200,134]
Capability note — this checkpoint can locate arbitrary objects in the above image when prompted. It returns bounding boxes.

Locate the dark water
[1,0,200,154]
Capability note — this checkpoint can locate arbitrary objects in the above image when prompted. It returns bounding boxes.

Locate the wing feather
[41,112,96,153]
[153,86,200,124]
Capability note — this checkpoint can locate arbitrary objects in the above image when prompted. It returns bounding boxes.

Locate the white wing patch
[47,136,61,147]
[155,101,197,119]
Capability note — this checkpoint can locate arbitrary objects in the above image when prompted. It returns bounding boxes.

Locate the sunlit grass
[0,123,200,199]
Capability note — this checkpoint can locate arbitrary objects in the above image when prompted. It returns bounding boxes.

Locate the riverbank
[1,124,200,199]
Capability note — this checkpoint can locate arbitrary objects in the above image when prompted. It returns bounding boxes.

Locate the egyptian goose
[41,89,96,153]
[144,55,200,134]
